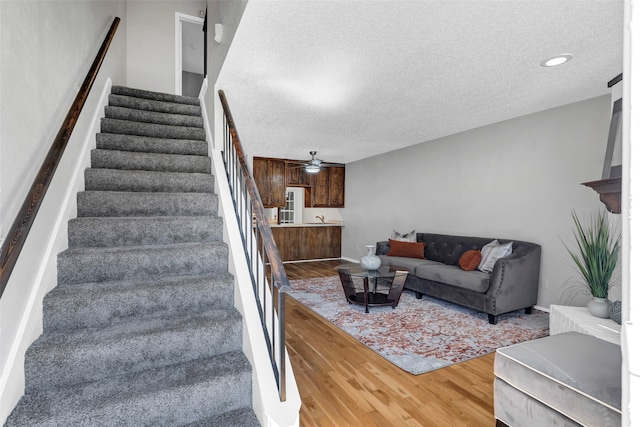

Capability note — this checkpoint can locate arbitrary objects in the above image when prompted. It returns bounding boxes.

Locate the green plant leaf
[563,210,621,299]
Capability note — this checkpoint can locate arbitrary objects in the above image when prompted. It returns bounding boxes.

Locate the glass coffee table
[336,264,409,313]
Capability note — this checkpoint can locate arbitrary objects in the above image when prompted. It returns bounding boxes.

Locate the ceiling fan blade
[319,162,345,167]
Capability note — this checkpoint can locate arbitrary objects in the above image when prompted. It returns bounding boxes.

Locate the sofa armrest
[487,243,541,314]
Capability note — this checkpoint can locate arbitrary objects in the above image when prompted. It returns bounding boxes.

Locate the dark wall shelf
[582,177,622,214]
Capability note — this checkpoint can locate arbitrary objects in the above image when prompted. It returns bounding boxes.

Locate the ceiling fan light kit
[292,151,344,173]
[305,164,321,174]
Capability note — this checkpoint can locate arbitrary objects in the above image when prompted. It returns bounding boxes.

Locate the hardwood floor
[283,260,496,427]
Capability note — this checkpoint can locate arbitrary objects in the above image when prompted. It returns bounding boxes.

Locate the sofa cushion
[458,250,482,271]
[415,263,491,293]
[391,229,416,242]
[479,241,513,273]
[479,239,500,261]
[387,239,426,259]
[378,255,438,275]
[494,332,621,427]
[420,234,490,266]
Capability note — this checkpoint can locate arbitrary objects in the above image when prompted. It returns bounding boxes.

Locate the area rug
[288,276,549,375]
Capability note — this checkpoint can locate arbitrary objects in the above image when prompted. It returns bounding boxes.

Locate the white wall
[0,1,126,422]
[126,0,205,94]
[343,95,611,309]
[0,0,125,247]
[624,0,638,422]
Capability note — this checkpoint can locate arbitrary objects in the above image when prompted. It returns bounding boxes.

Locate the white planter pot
[587,297,611,319]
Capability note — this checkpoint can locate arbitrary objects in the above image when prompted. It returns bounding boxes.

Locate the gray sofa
[375,233,541,324]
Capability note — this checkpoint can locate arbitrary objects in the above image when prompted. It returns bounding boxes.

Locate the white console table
[549,304,621,345]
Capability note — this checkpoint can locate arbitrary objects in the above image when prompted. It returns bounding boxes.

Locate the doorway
[175,12,205,96]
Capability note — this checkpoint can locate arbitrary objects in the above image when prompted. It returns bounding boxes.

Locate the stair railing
[0,17,121,298]
[218,90,291,402]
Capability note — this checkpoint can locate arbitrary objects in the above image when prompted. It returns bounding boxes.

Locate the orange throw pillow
[387,239,426,259]
[458,250,482,271]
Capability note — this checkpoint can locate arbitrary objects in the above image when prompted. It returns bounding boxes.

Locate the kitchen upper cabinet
[253,157,286,208]
[305,166,345,208]
[285,162,310,187]
[328,167,345,207]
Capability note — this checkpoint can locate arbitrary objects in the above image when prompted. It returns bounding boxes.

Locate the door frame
[175,12,205,95]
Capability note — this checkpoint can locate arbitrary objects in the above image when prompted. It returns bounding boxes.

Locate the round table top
[336,264,409,279]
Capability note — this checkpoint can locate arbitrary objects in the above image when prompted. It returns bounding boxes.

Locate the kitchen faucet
[315,215,325,224]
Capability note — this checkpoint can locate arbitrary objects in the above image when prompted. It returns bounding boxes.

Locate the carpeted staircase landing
[5,86,259,426]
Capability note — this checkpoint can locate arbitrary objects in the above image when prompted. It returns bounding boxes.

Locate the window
[279,187,303,224]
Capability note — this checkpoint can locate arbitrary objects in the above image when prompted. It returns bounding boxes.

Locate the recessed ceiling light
[541,54,574,67]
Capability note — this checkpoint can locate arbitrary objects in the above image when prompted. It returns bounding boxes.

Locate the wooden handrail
[0,17,121,297]
[218,89,291,401]
[218,90,291,294]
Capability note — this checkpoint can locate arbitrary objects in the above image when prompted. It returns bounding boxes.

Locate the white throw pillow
[479,239,499,262]
[391,229,416,242]
[478,241,513,273]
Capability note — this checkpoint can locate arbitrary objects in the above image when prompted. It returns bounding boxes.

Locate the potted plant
[564,210,621,318]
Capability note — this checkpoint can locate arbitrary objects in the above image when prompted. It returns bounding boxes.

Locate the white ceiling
[217,0,624,165]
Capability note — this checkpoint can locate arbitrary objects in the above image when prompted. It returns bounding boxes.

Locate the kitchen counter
[269,222,344,227]
[269,224,342,261]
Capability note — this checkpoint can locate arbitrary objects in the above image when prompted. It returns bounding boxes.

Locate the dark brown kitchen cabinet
[253,157,286,207]
[270,227,302,261]
[285,161,311,187]
[300,226,342,259]
[305,167,345,207]
[270,226,341,261]
[328,167,345,207]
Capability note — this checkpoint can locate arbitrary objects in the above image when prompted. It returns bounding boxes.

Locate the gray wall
[182,71,204,97]
[206,0,249,145]
[206,0,249,86]
[126,1,205,94]
[342,95,612,308]
[0,0,126,251]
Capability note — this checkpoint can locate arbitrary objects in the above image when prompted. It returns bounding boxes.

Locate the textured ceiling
[217,0,624,165]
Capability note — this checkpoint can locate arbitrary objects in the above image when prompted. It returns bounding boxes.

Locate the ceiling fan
[291,151,345,174]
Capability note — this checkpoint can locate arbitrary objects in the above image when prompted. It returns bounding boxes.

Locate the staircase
[5,86,259,426]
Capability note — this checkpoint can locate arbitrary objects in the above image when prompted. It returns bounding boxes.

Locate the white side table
[549,304,621,345]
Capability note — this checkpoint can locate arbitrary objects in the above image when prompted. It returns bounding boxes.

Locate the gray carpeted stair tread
[68,216,222,247]
[101,117,206,141]
[105,105,204,128]
[6,85,259,426]
[85,168,215,193]
[6,351,252,427]
[44,273,235,331]
[108,94,202,117]
[57,242,229,285]
[182,407,260,427]
[77,191,217,217]
[25,308,242,391]
[91,149,211,174]
[96,133,208,156]
[112,85,200,106]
